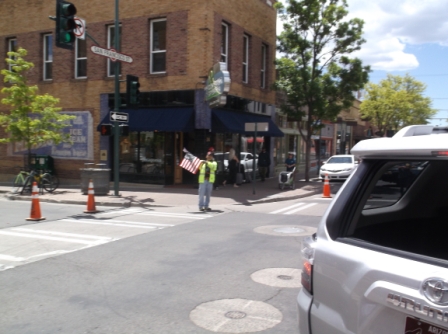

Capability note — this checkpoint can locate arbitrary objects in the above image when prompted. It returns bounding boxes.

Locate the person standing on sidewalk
[222,148,240,188]
[257,147,270,182]
[198,151,217,211]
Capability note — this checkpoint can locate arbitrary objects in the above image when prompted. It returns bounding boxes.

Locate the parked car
[214,152,258,181]
[318,154,358,180]
[297,125,448,334]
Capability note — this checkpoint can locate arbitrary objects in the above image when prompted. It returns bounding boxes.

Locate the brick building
[0,0,283,186]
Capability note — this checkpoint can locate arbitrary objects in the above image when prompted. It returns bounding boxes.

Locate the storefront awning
[97,107,195,132]
[212,109,284,137]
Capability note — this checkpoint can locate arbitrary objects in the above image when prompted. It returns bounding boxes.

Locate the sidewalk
[0,173,323,208]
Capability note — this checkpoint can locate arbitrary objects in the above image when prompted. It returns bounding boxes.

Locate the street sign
[110,111,129,122]
[74,17,85,40]
[90,46,133,63]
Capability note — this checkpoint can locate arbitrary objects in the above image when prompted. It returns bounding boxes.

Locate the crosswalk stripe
[0,230,104,245]
[137,211,210,219]
[61,219,172,229]
[0,254,25,262]
[12,228,114,241]
[284,203,317,214]
[270,202,305,214]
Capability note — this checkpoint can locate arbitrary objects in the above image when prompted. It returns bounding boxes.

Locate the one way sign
[110,111,129,122]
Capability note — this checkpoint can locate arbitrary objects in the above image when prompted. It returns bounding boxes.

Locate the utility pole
[113,0,120,196]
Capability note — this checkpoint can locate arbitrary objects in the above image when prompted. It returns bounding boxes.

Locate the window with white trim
[75,38,87,78]
[7,38,17,71]
[243,34,249,83]
[107,25,121,77]
[150,19,166,74]
[43,34,53,81]
[260,44,267,88]
[221,23,229,65]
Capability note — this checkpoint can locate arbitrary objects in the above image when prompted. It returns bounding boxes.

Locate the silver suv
[298,125,448,334]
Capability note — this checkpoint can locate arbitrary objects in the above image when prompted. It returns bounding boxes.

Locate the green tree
[0,47,75,167]
[360,74,437,136]
[274,0,370,181]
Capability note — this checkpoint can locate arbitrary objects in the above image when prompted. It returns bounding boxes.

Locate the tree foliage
[360,74,437,135]
[274,0,370,181]
[0,48,75,163]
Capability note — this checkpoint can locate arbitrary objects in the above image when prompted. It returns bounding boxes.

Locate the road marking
[137,211,211,219]
[0,254,25,262]
[12,228,114,241]
[61,219,174,229]
[284,203,317,214]
[98,208,148,215]
[0,230,104,245]
[270,203,305,214]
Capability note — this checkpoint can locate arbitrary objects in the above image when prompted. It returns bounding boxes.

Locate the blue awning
[97,107,195,132]
[212,109,284,137]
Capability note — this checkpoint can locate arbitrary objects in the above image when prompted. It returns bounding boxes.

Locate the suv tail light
[301,234,316,294]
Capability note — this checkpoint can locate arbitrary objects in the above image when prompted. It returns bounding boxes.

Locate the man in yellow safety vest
[198,151,217,211]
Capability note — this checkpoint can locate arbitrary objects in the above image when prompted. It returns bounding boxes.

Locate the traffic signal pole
[113,0,120,196]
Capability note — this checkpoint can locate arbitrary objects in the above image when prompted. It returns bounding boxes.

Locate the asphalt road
[0,198,325,334]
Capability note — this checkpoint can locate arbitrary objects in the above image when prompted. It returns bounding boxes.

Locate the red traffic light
[100,124,112,136]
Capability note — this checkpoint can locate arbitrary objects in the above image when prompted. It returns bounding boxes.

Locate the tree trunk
[304,135,312,182]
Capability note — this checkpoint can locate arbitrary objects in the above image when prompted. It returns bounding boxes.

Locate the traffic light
[126,75,140,107]
[100,124,112,136]
[55,0,77,50]
[120,124,129,136]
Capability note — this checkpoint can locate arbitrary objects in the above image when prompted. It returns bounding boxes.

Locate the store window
[150,19,167,74]
[43,34,53,81]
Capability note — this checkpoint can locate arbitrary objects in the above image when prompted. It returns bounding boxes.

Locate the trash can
[80,163,111,195]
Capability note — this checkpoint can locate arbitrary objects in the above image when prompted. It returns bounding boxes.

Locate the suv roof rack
[393,125,448,138]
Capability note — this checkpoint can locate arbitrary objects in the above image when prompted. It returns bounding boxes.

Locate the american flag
[179,148,202,174]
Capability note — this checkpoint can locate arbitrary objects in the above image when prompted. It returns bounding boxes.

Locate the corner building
[0,0,282,186]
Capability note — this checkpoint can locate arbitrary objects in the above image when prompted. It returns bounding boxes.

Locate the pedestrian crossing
[269,202,318,215]
[0,208,214,271]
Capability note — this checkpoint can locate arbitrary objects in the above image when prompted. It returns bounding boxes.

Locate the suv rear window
[346,159,448,260]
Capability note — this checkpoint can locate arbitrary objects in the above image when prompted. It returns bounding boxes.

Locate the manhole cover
[190,298,282,333]
[225,311,247,319]
[251,268,302,288]
[273,227,305,234]
[254,225,316,237]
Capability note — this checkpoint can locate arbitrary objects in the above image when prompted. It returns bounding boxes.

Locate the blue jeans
[198,180,213,209]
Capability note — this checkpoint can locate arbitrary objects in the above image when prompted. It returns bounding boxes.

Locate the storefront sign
[8,111,93,160]
[205,62,231,108]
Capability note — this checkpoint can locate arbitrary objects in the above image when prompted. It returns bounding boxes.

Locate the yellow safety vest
[198,161,217,183]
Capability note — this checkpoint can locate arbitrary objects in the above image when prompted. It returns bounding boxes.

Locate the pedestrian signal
[100,124,112,136]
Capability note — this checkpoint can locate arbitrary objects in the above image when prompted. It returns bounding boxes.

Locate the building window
[260,44,267,88]
[243,34,249,83]
[150,19,166,74]
[75,38,87,78]
[107,25,121,77]
[7,38,17,71]
[43,34,53,81]
[221,23,229,65]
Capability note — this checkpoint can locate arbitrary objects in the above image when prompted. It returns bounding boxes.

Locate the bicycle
[12,169,59,194]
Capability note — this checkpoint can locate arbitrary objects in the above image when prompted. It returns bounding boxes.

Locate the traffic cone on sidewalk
[26,182,46,221]
[84,179,98,213]
[322,174,332,198]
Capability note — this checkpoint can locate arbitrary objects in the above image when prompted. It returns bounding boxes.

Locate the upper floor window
[7,38,17,71]
[107,25,121,77]
[221,23,229,65]
[260,44,267,88]
[43,34,53,81]
[75,38,87,78]
[243,34,249,83]
[150,19,167,74]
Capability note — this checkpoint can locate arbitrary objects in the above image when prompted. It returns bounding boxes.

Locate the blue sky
[277,0,448,126]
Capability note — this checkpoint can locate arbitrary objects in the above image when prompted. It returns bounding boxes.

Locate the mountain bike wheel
[21,177,33,195]
[42,174,59,192]
[12,175,25,194]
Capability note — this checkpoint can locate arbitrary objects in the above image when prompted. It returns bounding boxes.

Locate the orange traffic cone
[26,182,46,221]
[322,174,332,198]
[84,179,98,213]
